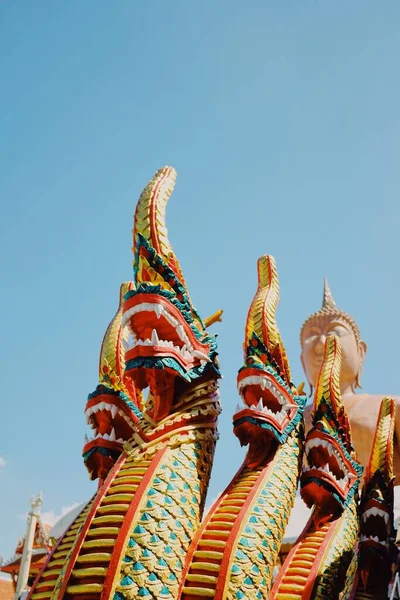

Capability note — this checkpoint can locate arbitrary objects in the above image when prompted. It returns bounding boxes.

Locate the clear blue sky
[1,1,400,561]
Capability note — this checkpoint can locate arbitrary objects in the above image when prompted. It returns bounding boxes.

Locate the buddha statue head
[300,279,367,395]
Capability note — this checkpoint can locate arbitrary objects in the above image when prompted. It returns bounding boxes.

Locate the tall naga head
[122,167,221,421]
[233,256,306,467]
[301,335,363,518]
[83,282,143,481]
[358,397,395,591]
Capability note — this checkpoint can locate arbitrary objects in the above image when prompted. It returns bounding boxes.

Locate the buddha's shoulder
[343,393,400,409]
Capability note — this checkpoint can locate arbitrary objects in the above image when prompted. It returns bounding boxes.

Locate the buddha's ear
[358,340,367,361]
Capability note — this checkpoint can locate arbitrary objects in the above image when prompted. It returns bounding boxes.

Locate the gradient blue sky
[1,2,400,561]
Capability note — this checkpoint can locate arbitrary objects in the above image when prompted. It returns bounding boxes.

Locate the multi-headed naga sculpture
[27,167,221,600]
[271,335,363,599]
[26,166,397,600]
[179,256,306,599]
[345,397,396,600]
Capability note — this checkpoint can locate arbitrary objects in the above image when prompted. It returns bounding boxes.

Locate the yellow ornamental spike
[314,334,342,413]
[132,166,188,290]
[99,281,135,387]
[367,397,395,484]
[245,255,280,351]
[244,255,292,383]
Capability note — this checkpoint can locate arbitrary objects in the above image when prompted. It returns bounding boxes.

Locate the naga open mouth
[122,293,214,420]
[359,499,391,550]
[234,368,298,432]
[301,429,358,508]
[83,396,138,454]
[122,295,210,368]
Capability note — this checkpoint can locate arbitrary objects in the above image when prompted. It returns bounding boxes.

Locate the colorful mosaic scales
[271,335,363,599]
[27,167,396,600]
[179,255,306,599]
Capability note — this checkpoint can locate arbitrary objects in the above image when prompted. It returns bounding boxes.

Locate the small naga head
[122,167,221,421]
[358,397,395,591]
[83,282,143,481]
[301,335,363,521]
[233,256,306,467]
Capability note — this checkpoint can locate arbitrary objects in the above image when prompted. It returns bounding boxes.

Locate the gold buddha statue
[301,279,400,482]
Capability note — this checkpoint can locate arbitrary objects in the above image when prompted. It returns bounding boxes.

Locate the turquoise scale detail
[114,439,212,599]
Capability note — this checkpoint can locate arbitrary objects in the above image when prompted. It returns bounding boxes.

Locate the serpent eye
[370,489,383,501]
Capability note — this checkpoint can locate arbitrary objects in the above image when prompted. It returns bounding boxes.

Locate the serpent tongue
[147,370,175,421]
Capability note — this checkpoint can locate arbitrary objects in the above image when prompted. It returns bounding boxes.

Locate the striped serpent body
[271,336,363,599]
[178,256,306,599]
[28,384,219,600]
[180,422,303,599]
[273,502,358,599]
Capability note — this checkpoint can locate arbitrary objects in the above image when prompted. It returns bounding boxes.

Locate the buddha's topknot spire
[322,277,336,310]
[300,278,361,344]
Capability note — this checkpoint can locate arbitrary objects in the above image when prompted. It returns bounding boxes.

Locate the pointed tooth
[154,304,163,319]
[103,433,109,441]
[110,405,117,419]
[257,398,263,411]
[192,350,211,362]
[96,432,102,439]
[109,428,116,441]
[151,329,159,345]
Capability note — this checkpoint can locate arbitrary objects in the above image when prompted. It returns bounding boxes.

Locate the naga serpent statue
[25,166,397,600]
[179,255,306,600]
[345,396,396,600]
[271,334,363,599]
[27,166,221,600]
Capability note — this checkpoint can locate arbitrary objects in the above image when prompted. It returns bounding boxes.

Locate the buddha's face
[301,315,366,392]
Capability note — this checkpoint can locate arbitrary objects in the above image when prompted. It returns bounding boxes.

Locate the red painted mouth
[359,498,391,551]
[235,368,298,433]
[82,393,139,454]
[122,293,210,370]
[122,293,212,420]
[301,430,358,505]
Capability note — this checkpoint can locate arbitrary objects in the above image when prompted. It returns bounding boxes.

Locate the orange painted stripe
[53,453,127,600]
[101,447,167,600]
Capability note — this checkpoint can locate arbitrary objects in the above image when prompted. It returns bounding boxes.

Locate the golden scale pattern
[29,500,95,600]
[181,425,303,600]
[225,428,303,599]
[370,397,394,478]
[112,433,216,600]
[312,502,359,599]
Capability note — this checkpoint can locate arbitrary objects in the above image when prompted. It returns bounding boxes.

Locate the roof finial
[322,277,336,310]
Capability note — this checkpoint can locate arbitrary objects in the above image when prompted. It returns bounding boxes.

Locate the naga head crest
[83,282,143,481]
[301,335,363,516]
[358,398,395,591]
[122,167,220,421]
[233,256,306,466]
